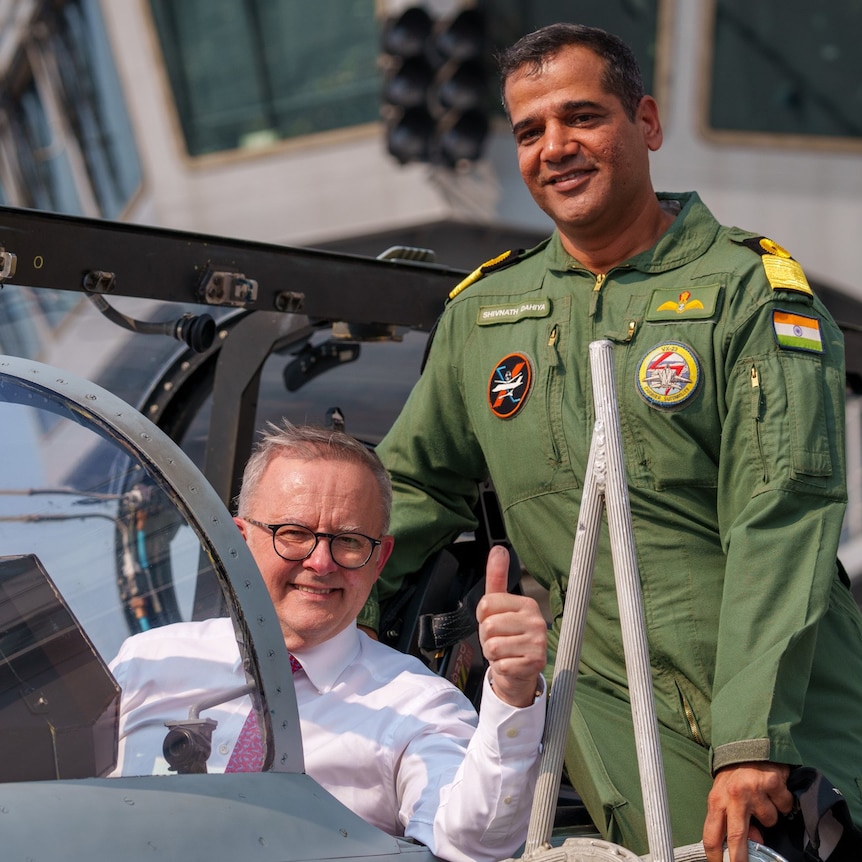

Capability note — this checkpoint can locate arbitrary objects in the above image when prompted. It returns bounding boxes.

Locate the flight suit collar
[547,191,721,276]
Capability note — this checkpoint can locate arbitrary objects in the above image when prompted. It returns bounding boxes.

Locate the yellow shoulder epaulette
[734,236,813,297]
[448,248,524,301]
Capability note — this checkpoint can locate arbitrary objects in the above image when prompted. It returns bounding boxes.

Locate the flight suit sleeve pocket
[779,351,833,483]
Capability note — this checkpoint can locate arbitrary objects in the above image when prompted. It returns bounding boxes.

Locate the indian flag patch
[772,309,823,353]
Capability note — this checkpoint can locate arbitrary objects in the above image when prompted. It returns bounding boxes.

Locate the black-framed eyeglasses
[243,518,382,569]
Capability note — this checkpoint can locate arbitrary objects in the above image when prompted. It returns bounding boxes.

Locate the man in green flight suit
[360,21,862,862]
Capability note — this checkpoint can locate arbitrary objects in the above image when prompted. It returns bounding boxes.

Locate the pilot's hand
[702,762,793,862]
[476,545,547,708]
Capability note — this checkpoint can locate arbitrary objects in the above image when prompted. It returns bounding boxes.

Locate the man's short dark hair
[496,23,644,122]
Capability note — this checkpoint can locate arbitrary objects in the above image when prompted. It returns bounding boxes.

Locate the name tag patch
[477,299,550,325]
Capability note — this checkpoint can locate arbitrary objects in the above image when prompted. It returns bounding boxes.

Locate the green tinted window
[709,0,862,139]
[149,0,382,156]
[488,0,659,96]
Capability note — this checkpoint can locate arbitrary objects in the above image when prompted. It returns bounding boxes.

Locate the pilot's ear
[234,516,249,542]
[375,534,395,576]
[638,94,663,152]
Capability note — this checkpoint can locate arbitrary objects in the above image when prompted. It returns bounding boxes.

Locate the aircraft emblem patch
[488,352,532,418]
[636,342,702,410]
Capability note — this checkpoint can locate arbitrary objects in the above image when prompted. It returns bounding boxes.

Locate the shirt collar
[290,624,361,693]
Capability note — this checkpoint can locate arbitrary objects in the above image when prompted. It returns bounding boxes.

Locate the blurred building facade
[0,1,859,274]
[2,0,862,571]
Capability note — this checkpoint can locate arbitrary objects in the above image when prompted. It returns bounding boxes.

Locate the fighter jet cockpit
[0,354,298,783]
[0,200,492,860]
[0,353,460,861]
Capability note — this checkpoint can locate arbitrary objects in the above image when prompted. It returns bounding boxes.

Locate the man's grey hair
[496,22,645,122]
[235,420,392,530]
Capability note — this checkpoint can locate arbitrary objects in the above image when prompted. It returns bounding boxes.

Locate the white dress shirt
[109,618,545,862]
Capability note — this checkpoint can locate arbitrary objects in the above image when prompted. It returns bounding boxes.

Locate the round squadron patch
[488,352,533,419]
[636,342,701,410]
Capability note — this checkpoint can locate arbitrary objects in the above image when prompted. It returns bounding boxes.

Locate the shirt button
[503,796,513,805]
[506,728,519,739]
[218,743,229,755]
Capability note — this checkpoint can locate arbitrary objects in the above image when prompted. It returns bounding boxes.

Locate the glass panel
[0,287,45,359]
[29,288,82,332]
[0,372,253,781]
[259,328,429,447]
[173,327,430,472]
[0,286,84,361]
[49,0,142,217]
[0,284,221,410]
[259,0,383,140]
[487,0,659,97]
[709,0,862,138]
[11,81,82,213]
[0,0,140,216]
[149,0,381,156]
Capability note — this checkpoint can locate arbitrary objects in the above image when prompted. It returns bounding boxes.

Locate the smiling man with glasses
[109,421,548,862]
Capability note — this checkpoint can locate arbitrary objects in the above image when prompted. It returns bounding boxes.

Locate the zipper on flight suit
[679,688,705,746]
[589,273,606,317]
[750,364,767,482]
[674,678,705,745]
[545,324,562,463]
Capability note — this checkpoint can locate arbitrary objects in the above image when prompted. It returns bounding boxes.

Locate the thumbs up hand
[476,545,547,708]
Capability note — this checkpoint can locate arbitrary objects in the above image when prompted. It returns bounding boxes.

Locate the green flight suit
[368,192,862,853]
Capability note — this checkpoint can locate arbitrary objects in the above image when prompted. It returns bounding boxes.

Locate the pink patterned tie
[225,654,301,772]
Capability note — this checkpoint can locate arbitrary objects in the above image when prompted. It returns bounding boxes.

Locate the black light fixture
[380,5,489,168]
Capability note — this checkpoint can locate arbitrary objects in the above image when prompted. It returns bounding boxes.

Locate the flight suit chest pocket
[616,319,722,490]
[619,284,724,489]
